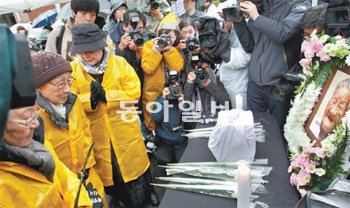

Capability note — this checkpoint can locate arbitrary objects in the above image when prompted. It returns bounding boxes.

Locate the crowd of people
[2,0,337,207]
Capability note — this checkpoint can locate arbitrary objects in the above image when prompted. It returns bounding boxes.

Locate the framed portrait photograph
[305,67,350,142]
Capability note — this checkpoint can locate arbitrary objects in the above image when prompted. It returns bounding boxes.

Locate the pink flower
[313,148,326,158]
[304,50,315,59]
[290,173,298,186]
[305,163,316,174]
[301,41,312,53]
[311,41,324,54]
[296,171,310,186]
[317,50,331,62]
[299,58,312,68]
[299,189,308,197]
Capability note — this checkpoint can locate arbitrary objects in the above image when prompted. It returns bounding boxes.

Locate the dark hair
[16,26,28,35]
[71,0,100,15]
[179,18,195,31]
[158,29,181,46]
[122,9,146,27]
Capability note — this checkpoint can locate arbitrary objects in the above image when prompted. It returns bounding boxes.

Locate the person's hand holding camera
[153,38,173,53]
[240,1,260,21]
[119,34,132,51]
[178,94,184,103]
[187,71,196,84]
[179,39,187,50]
[162,87,170,98]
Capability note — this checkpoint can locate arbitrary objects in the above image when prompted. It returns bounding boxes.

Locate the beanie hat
[71,0,100,15]
[31,51,72,88]
[71,23,107,54]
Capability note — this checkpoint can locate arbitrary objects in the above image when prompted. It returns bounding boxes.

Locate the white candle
[237,163,251,208]
[236,94,243,110]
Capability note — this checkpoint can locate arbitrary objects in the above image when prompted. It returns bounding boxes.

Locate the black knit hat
[71,23,107,54]
[31,51,72,88]
[71,0,100,15]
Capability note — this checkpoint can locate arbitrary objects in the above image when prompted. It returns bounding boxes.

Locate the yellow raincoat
[141,13,184,131]
[0,140,91,208]
[38,94,107,206]
[70,55,150,186]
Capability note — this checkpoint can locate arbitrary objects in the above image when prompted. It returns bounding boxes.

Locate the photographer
[180,0,205,19]
[45,0,100,61]
[116,10,147,88]
[183,60,230,127]
[240,0,310,132]
[103,0,128,47]
[152,71,188,164]
[141,13,184,133]
[219,19,251,110]
[138,0,172,33]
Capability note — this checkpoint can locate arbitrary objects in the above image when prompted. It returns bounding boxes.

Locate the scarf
[2,140,55,181]
[79,47,110,75]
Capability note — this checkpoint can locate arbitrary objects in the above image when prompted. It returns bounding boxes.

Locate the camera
[186,37,199,52]
[222,4,242,22]
[195,67,209,85]
[145,133,157,154]
[194,18,217,50]
[157,34,171,49]
[150,0,160,10]
[128,13,145,47]
[167,71,181,100]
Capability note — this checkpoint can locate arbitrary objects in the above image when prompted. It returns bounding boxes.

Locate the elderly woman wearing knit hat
[69,23,158,207]
[141,13,184,134]
[32,51,107,207]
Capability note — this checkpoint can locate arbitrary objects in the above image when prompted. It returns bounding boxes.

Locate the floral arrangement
[284,31,350,196]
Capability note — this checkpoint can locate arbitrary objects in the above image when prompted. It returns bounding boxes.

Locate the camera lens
[135,38,144,47]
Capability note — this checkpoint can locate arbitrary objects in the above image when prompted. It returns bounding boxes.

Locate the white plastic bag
[208,109,256,162]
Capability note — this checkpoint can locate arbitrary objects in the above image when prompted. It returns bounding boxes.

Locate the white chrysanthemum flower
[319,35,329,43]
[315,168,326,176]
[346,55,350,66]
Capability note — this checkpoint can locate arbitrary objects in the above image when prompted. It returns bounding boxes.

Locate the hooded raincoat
[0,140,91,208]
[37,93,107,206]
[70,55,150,186]
[141,13,184,131]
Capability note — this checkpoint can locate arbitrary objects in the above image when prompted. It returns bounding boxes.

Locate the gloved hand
[90,81,106,109]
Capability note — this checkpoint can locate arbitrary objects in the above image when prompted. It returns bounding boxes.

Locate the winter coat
[247,0,310,86]
[141,40,184,131]
[45,21,73,61]
[70,55,150,186]
[0,140,91,208]
[103,20,125,47]
[152,96,183,143]
[37,93,107,206]
[219,29,251,109]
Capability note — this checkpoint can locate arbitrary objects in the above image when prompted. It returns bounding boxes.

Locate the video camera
[222,0,264,22]
[167,71,181,100]
[150,0,160,10]
[194,18,218,50]
[194,67,209,85]
[157,34,171,49]
[128,13,145,47]
[325,0,350,37]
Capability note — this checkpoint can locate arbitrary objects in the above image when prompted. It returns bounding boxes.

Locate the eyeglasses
[11,110,41,128]
[48,77,74,89]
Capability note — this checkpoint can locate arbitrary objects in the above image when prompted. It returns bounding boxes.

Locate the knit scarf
[2,140,55,181]
[79,47,110,75]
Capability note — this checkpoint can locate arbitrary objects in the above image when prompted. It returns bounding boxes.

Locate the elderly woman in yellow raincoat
[141,13,184,132]
[0,106,92,207]
[31,51,106,207]
[69,23,155,207]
